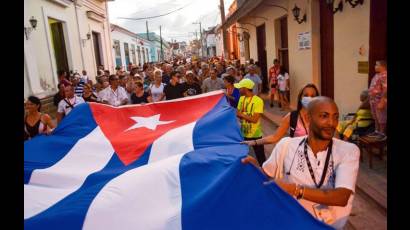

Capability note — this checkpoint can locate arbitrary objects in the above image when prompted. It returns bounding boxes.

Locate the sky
[108,0,234,43]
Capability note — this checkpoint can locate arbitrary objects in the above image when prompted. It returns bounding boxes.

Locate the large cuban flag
[24,91,332,230]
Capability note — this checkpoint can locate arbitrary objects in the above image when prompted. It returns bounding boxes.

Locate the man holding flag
[243,96,360,229]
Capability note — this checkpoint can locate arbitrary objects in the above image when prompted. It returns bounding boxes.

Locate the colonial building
[137,33,170,63]
[24,0,114,100]
[219,0,386,115]
[111,24,152,69]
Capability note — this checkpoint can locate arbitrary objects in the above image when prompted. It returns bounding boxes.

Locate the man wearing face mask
[242,84,320,147]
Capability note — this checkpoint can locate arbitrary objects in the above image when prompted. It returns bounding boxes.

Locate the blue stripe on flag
[179,151,333,230]
[24,103,97,184]
[24,147,151,229]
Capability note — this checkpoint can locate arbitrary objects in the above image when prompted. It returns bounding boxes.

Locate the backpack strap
[289,110,298,137]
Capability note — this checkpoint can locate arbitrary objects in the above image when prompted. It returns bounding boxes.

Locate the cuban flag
[24,91,332,230]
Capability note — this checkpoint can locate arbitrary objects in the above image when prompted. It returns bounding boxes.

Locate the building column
[24,36,45,97]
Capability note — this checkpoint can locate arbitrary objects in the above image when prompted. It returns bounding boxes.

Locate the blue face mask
[301,96,313,108]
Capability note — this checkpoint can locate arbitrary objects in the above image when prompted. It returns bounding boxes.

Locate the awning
[221,0,265,30]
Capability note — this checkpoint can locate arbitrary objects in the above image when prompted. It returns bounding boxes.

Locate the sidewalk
[259,94,387,229]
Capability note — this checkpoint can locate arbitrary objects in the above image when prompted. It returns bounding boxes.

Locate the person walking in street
[182,71,202,97]
[223,74,240,108]
[242,96,360,230]
[367,60,387,138]
[58,70,71,87]
[202,68,225,93]
[131,82,152,104]
[82,83,99,102]
[149,69,166,102]
[242,84,320,146]
[53,83,65,107]
[24,96,55,140]
[98,75,129,107]
[277,66,290,109]
[57,85,85,124]
[164,71,185,100]
[244,65,262,96]
[81,70,90,84]
[235,78,265,166]
[268,59,281,107]
[198,63,210,84]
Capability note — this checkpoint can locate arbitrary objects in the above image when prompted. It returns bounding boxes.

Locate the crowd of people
[24,55,387,229]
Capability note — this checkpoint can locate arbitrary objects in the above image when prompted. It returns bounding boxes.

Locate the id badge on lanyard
[312,204,335,224]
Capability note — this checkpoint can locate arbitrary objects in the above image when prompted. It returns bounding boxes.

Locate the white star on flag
[125,114,175,131]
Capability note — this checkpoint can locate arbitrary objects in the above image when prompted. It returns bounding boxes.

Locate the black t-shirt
[164,83,185,100]
[162,74,171,85]
[182,82,202,96]
[53,93,64,107]
[83,93,98,102]
[131,92,150,104]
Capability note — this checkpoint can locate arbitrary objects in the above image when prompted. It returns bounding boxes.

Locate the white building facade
[111,24,152,70]
[24,0,114,99]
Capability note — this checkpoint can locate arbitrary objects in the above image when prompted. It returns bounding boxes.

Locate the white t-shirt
[81,75,89,82]
[277,73,289,91]
[57,96,85,116]
[149,83,165,102]
[98,86,128,107]
[262,136,360,229]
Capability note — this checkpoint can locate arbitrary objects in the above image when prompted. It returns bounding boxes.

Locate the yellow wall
[287,0,320,109]
[333,0,370,115]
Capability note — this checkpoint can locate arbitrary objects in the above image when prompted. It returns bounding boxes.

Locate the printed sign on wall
[298,32,311,50]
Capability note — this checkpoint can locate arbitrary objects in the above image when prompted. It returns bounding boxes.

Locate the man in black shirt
[182,71,202,96]
[164,71,185,100]
[53,83,65,107]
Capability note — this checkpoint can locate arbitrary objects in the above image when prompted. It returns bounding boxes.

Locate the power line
[117,1,196,21]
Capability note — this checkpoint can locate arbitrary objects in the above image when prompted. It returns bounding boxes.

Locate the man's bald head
[307,96,338,115]
[307,96,339,140]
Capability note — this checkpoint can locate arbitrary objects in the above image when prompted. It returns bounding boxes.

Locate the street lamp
[24,16,38,40]
[345,0,364,8]
[292,4,307,24]
[326,0,343,14]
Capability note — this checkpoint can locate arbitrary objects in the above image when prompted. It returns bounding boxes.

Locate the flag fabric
[24,91,332,230]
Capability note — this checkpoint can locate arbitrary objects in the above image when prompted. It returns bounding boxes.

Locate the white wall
[333,0,370,115]
[24,0,113,99]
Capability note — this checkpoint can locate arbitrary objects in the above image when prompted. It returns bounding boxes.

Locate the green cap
[234,78,255,89]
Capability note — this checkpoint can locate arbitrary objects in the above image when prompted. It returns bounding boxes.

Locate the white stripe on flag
[24,126,114,219]
[83,122,196,230]
[149,122,195,163]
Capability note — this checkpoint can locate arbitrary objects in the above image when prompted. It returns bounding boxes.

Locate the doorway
[368,0,387,85]
[256,23,268,92]
[92,32,102,69]
[319,0,334,99]
[278,16,289,74]
[49,18,69,73]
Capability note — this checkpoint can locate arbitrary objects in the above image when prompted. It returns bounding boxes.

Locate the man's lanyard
[241,96,254,113]
[303,138,333,189]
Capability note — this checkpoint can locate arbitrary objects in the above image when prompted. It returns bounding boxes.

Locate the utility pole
[219,0,228,59]
[193,22,202,58]
[146,21,150,40]
[160,25,163,61]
